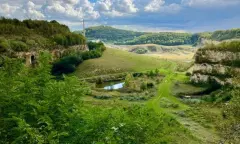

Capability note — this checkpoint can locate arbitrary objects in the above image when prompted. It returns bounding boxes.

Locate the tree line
[83,26,240,46]
[0,17,86,53]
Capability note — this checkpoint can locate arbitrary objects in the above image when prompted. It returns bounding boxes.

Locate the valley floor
[76,48,223,143]
[148,73,220,143]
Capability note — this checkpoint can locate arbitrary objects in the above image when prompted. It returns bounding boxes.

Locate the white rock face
[191,49,240,86]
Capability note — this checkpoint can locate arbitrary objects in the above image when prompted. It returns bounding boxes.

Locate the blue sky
[1,0,240,32]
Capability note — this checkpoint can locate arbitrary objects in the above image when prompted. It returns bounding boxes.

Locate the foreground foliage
[0,53,194,143]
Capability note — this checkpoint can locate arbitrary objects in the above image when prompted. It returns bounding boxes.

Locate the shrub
[96,77,103,84]
[52,55,83,75]
[135,48,148,54]
[140,82,147,91]
[147,82,154,88]
[88,41,106,51]
[0,41,10,52]
[124,73,134,88]
[10,40,28,51]
[94,95,112,99]
[81,50,102,60]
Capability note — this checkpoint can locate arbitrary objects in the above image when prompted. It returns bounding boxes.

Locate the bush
[134,48,148,54]
[81,50,102,60]
[147,82,154,88]
[88,41,106,51]
[10,40,29,51]
[219,88,240,143]
[140,82,147,91]
[94,95,112,100]
[52,42,106,75]
[52,55,83,75]
[0,41,10,52]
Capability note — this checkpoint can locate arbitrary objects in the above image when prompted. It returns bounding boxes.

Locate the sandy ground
[106,43,196,61]
[144,53,195,61]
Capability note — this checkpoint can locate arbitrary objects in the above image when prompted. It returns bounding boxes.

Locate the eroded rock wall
[191,48,240,86]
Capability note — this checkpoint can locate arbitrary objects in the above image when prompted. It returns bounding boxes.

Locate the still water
[96,81,125,90]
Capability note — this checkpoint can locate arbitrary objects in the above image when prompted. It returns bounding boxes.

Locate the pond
[96,81,125,90]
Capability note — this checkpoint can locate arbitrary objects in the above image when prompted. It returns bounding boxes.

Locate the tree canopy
[0,17,86,53]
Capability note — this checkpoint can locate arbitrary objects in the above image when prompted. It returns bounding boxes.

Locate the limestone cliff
[191,43,240,87]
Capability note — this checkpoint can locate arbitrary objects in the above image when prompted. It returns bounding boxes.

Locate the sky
[0,0,240,33]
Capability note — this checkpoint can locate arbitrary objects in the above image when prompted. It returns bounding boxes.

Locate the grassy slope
[75,48,175,78]
[77,48,220,143]
[147,72,220,143]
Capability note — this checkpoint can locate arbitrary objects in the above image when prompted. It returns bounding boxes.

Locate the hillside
[76,25,144,44]
[79,26,240,46]
[0,18,86,55]
[75,48,176,78]
[105,44,196,60]
[125,32,194,45]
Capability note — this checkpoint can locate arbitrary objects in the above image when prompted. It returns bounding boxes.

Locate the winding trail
[147,73,220,143]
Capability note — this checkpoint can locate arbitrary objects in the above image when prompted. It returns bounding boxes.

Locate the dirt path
[147,73,220,143]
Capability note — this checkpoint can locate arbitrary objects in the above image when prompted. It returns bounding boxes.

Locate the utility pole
[82,18,85,37]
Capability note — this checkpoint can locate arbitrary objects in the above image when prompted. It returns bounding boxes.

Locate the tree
[124,73,133,88]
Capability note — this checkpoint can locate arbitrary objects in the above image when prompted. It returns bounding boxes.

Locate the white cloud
[163,3,182,14]
[144,0,181,13]
[96,0,112,11]
[96,0,138,17]
[114,0,138,13]
[0,1,45,19]
[103,10,125,17]
[182,0,240,8]
[24,1,45,19]
[45,0,100,20]
[144,0,165,12]
[0,3,20,17]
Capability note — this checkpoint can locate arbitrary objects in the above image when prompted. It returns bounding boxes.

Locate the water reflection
[104,82,125,90]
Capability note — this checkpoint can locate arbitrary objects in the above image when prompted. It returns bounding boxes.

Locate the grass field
[75,48,176,78]
[106,44,196,61]
[77,48,221,143]
[147,73,220,143]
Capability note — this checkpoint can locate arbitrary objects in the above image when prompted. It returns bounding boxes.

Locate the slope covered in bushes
[0,17,86,53]
[52,42,106,75]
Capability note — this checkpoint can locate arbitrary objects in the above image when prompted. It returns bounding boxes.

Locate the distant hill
[124,32,194,46]
[76,26,240,46]
[75,26,144,44]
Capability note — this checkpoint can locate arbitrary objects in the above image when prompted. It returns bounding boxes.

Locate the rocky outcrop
[14,45,88,66]
[191,48,240,86]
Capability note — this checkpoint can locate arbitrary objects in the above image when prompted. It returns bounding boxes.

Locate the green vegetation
[75,25,144,44]
[203,40,240,52]
[90,73,161,102]
[75,48,175,78]
[0,53,199,144]
[211,28,240,41]
[1,18,240,144]
[125,32,194,46]
[81,26,240,46]
[52,42,106,75]
[0,17,86,54]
